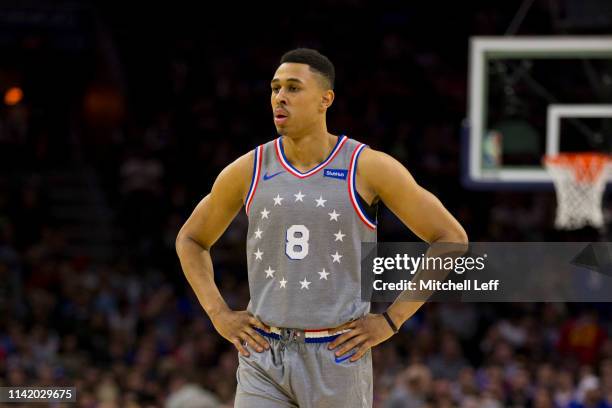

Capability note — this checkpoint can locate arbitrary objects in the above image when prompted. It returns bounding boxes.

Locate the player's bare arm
[329,147,468,361]
[175,151,270,357]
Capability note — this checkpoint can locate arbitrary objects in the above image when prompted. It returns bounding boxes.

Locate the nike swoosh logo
[334,352,356,364]
[263,171,285,181]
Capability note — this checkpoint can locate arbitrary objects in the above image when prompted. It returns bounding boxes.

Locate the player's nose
[273,88,289,104]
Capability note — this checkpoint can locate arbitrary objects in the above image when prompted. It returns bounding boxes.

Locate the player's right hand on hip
[210,309,270,356]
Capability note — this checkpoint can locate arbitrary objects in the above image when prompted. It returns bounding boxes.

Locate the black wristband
[382,311,399,333]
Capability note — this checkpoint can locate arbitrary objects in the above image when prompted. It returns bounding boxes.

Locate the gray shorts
[234,328,373,408]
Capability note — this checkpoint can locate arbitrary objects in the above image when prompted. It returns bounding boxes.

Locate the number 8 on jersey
[286,225,309,259]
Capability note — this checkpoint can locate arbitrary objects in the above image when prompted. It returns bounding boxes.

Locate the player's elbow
[175,225,194,253]
[448,225,469,246]
[175,228,188,253]
[433,226,469,257]
[445,225,469,250]
[452,226,469,245]
[435,224,469,245]
[175,226,210,254]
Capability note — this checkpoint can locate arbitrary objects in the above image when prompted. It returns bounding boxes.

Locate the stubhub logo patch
[324,169,348,180]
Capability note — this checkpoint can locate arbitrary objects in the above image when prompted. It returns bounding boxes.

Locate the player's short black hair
[280,48,335,90]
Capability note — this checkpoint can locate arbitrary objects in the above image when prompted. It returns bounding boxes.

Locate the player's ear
[320,90,334,112]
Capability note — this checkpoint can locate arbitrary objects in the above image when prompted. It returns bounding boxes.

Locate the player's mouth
[274,109,289,125]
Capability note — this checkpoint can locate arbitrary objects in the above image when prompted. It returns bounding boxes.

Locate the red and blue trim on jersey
[275,135,348,179]
[245,145,263,215]
[348,143,377,230]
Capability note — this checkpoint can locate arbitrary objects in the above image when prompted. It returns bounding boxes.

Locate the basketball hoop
[543,153,611,230]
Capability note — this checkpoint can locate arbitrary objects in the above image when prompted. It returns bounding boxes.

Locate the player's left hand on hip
[327,314,395,362]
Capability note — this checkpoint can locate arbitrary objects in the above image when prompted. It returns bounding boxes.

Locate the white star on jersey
[294,191,305,202]
[331,251,342,263]
[299,278,311,289]
[334,230,345,242]
[315,196,327,207]
[254,228,263,239]
[318,268,329,280]
[254,248,263,260]
[279,278,287,288]
[260,208,270,219]
[273,194,284,206]
[328,210,340,221]
[264,266,275,278]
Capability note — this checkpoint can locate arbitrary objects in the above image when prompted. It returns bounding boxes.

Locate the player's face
[270,63,331,135]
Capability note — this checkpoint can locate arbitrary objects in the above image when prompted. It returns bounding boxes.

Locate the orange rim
[543,153,611,183]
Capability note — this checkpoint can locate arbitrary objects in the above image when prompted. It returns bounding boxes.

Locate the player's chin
[274,123,288,134]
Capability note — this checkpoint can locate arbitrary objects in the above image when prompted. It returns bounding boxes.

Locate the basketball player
[176,48,467,407]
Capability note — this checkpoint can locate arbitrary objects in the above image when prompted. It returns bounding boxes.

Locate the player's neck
[281,130,337,172]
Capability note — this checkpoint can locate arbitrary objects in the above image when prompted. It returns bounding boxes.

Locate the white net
[544,153,611,230]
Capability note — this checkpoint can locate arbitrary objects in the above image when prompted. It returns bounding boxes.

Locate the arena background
[1,1,612,407]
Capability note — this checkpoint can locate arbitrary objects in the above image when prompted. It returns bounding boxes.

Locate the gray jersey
[244,135,377,329]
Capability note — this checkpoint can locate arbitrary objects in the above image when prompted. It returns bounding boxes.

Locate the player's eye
[289,86,299,92]
[271,87,280,93]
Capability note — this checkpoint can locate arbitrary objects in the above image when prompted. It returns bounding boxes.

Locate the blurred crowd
[2,215,612,408]
[1,1,612,407]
